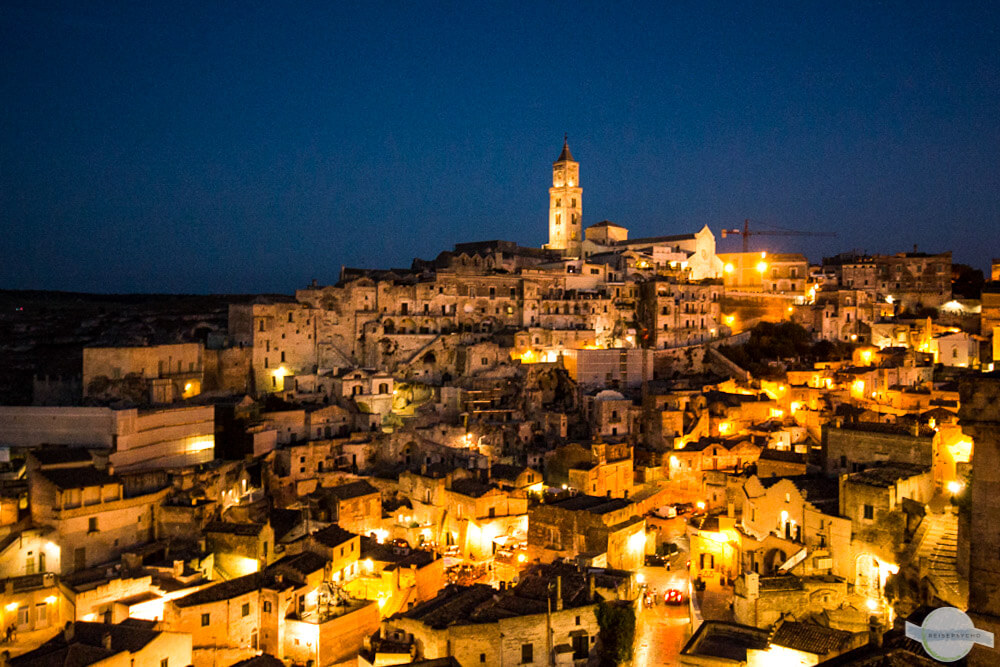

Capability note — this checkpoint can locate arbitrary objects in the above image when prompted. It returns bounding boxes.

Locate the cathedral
[542,138,723,280]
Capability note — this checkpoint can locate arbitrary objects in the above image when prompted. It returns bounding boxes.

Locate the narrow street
[634,515,693,665]
[634,560,692,665]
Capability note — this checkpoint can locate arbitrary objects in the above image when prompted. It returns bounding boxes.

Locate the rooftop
[37,466,116,490]
[449,478,495,498]
[771,620,857,655]
[311,524,358,548]
[11,621,163,666]
[173,571,294,608]
[328,479,379,500]
[490,463,532,482]
[30,446,94,466]
[681,621,770,662]
[204,521,266,537]
[847,463,930,488]
[547,494,632,515]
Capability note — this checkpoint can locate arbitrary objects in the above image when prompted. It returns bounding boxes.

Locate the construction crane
[721,219,836,253]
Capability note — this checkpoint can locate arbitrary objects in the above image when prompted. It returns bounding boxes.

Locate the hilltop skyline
[3,2,999,294]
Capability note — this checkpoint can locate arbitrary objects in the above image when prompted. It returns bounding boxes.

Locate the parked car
[664,588,685,605]
[652,504,677,519]
[644,554,666,567]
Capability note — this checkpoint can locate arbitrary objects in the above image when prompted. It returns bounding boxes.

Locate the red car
[664,588,685,605]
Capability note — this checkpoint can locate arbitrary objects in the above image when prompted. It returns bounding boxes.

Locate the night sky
[3,2,999,294]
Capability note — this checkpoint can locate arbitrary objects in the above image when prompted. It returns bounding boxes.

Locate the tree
[595,601,636,666]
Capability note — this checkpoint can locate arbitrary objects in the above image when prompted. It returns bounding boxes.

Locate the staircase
[912,511,965,607]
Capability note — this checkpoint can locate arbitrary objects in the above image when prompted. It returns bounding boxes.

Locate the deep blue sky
[2,2,999,293]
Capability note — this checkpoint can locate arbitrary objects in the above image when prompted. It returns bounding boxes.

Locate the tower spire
[556,135,574,163]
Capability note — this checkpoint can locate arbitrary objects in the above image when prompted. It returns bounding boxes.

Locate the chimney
[555,576,563,611]
[101,632,112,651]
[868,615,883,648]
[588,574,596,603]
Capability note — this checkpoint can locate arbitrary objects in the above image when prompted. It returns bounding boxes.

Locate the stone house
[306,524,361,584]
[382,564,601,667]
[838,463,932,557]
[27,453,167,574]
[344,536,445,618]
[527,495,645,571]
[11,620,193,667]
[204,521,276,579]
[545,441,634,499]
[739,477,852,581]
[822,422,934,475]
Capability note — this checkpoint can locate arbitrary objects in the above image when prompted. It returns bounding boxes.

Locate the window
[571,198,577,208]
[521,643,533,664]
[17,607,28,625]
[288,312,294,323]
[88,518,98,533]
[241,603,250,617]
[35,603,47,626]
[263,601,272,613]
[201,613,210,626]
[280,351,285,362]
[575,615,581,625]
[480,655,486,663]
[481,357,489,366]
[161,660,169,667]
[863,505,874,520]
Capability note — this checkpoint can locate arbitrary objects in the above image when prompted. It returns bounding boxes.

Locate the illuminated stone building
[381,564,602,667]
[527,494,645,571]
[544,138,583,257]
[83,342,204,402]
[823,250,952,311]
[26,450,168,574]
[636,277,721,349]
[0,404,215,472]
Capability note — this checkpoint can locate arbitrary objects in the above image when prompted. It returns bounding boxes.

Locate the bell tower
[546,136,582,257]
